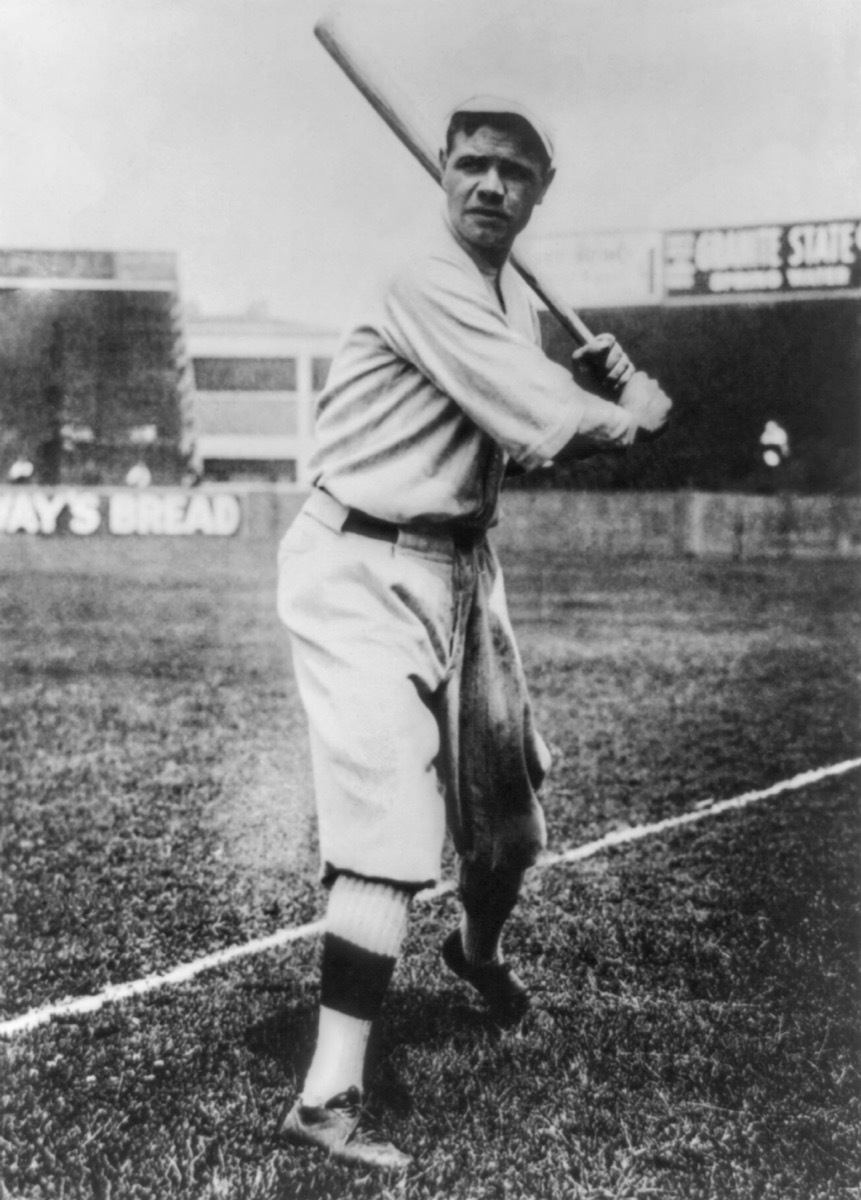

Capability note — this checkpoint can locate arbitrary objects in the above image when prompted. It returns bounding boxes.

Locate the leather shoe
[275,1086,411,1172]
[441,929,531,1026]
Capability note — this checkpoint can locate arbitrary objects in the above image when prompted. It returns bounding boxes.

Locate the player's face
[440,125,554,265]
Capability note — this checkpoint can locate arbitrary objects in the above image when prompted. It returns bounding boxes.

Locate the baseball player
[275,96,671,1171]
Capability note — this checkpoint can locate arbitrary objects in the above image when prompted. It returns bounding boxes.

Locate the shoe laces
[326,1088,393,1148]
[324,1086,362,1118]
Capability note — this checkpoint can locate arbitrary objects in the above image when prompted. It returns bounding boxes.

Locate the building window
[193,357,297,391]
[203,457,297,484]
[311,357,332,393]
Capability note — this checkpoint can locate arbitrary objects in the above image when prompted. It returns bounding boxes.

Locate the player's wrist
[632,421,668,445]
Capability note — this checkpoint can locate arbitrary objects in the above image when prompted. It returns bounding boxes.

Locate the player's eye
[455,157,487,173]
[502,163,536,184]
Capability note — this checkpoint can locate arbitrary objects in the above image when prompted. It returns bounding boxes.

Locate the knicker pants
[277,488,550,889]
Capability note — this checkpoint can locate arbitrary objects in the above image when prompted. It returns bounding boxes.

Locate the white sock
[301,875,411,1106]
[301,1006,372,1107]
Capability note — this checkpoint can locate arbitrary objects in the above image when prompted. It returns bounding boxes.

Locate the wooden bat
[313,12,595,347]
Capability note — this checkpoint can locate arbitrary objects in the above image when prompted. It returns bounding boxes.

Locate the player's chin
[462,215,512,248]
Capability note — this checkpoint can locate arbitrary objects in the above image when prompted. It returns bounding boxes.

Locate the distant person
[182,467,203,488]
[275,96,672,1170]
[81,459,104,487]
[8,457,34,484]
[125,460,152,488]
[760,419,790,468]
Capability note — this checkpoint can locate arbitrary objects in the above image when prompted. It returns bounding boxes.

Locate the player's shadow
[386,985,508,1044]
[244,998,316,1077]
[243,985,504,1116]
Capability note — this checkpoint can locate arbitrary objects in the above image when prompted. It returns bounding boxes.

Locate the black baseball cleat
[441,929,531,1026]
[275,1086,412,1172]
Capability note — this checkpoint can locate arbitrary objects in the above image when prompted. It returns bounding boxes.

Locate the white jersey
[311,211,635,529]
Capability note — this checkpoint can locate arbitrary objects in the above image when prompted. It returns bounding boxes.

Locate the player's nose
[476,166,505,197]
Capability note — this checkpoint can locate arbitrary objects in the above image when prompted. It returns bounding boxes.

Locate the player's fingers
[605,366,633,392]
[609,363,636,392]
[604,346,635,386]
[572,334,635,392]
[608,350,633,376]
[571,332,614,364]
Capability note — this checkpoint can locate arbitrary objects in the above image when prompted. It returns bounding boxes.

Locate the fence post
[682,491,708,557]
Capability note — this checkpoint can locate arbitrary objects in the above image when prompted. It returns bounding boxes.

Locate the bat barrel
[314,18,442,185]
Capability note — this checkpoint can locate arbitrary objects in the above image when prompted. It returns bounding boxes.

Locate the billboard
[0,488,241,537]
[523,229,662,307]
[0,249,177,286]
[664,219,861,298]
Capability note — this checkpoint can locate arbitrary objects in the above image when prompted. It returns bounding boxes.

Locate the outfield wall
[1,485,859,559]
[493,490,861,559]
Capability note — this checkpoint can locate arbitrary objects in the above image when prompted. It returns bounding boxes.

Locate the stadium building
[0,249,189,486]
[0,250,341,488]
[1,220,857,496]
[186,311,338,485]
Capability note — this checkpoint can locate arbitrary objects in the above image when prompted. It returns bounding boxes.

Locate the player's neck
[459,238,508,280]
[444,212,508,280]
[471,250,509,311]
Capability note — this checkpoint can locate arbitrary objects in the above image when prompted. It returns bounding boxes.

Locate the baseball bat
[313,13,595,347]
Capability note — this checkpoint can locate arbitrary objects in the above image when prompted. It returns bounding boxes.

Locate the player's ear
[439,148,449,175]
[536,166,556,205]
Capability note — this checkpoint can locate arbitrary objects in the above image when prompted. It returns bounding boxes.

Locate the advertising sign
[524,230,662,306]
[0,490,242,537]
[664,219,861,297]
[0,249,177,286]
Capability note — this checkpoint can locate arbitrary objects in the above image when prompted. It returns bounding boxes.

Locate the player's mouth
[467,208,509,223]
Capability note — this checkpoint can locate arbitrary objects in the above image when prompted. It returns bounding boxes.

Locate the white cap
[446,94,555,164]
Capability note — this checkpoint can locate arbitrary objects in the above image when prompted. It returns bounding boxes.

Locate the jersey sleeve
[380,251,635,469]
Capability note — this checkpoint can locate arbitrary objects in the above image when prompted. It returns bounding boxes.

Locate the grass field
[1,533,859,1200]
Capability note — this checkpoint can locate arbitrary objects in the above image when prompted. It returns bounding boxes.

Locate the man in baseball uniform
[275,96,672,1170]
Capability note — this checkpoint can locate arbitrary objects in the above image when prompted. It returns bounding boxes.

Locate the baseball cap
[446,94,555,164]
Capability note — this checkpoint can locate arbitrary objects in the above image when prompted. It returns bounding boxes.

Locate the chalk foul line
[2,757,858,1039]
[537,757,861,868]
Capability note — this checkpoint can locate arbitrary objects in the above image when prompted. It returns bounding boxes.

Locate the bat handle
[511,249,594,347]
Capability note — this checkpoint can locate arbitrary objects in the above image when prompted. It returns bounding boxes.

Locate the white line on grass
[2,757,859,1039]
[0,921,321,1039]
[537,757,861,868]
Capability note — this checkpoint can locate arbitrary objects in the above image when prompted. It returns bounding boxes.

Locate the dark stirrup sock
[458,860,524,967]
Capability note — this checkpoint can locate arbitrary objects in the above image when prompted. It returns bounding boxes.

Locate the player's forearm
[554,371,672,463]
[553,394,636,462]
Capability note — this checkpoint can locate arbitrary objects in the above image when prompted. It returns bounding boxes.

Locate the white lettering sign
[708,269,783,293]
[0,491,101,535]
[785,265,852,288]
[695,226,782,272]
[786,221,857,268]
[108,492,241,537]
[666,218,861,296]
[524,230,662,306]
[0,490,241,537]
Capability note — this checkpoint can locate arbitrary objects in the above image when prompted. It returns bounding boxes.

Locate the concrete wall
[1,485,859,559]
[493,490,861,559]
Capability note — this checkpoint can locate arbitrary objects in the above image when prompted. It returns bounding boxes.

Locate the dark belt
[342,507,483,551]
